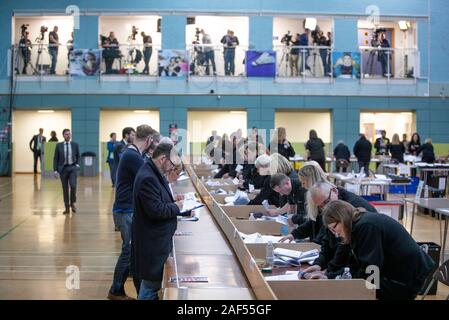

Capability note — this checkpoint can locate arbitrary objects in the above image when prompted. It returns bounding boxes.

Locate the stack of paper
[224,190,250,205]
[239,232,284,244]
[273,248,319,265]
[265,271,299,281]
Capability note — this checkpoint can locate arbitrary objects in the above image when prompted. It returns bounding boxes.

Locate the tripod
[365,49,379,77]
[277,45,290,76]
[33,35,45,75]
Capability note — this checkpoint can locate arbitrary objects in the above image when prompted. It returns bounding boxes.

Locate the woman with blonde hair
[321,200,435,300]
[387,133,405,163]
[268,127,295,159]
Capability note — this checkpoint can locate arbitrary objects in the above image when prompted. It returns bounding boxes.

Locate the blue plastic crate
[389,185,406,194]
[362,194,382,201]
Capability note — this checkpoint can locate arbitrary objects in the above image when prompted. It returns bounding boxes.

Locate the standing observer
[48,26,59,75]
[53,129,80,214]
[131,143,185,300]
[29,128,46,174]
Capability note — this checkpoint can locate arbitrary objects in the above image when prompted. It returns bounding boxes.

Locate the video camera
[35,25,48,42]
[311,26,321,44]
[281,31,292,46]
[194,28,202,43]
[131,26,138,40]
[20,24,29,37]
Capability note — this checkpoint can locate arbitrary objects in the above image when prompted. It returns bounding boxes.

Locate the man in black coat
[111,127,135,187]
[29,128,46,174]
[353,134,372,176]
[131,143,185,300]
[53,129,80,214]
[333,140,351,172]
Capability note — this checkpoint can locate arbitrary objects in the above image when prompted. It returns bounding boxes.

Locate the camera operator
[102,32,120,74]
[220,30,239,76]
[141,32,152,75]
[289,34,300,77]
[201,29,216,76]
[48,26,60,75]
[378,32,392,77]
[298,28,310,74]
[19,31,32,75]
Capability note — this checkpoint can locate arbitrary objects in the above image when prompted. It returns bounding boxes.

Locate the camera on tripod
[20,24,29,38]
[371,28,386,46]
[281,31,292,46]
[194,28,202,43]
[36,25,48,42]
[311,26,321,45]
[131,26,138,41]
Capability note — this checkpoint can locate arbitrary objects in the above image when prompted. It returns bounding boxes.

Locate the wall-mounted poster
[245,51,276,77]
[332,52,361,79]
[69,49,101,76]
[158,50,189,77]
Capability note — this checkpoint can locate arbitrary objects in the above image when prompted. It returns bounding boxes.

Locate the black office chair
[421,258,449,300]
[336,159,350,173]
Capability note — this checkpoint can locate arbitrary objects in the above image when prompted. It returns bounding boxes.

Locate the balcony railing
[11,43,421,83]
[273,45,333,80]
[359,46,419,80]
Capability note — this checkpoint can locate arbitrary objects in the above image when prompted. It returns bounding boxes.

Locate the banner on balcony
[69,49,101,76]
[158,50,189,77]
[332,52,361,79]
[245,51,276,77]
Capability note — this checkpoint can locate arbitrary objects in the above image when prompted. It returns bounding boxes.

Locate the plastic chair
[421,258,449,300]
[336,159,350,173]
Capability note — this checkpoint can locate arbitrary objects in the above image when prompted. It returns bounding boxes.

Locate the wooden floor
[0,174,447,300]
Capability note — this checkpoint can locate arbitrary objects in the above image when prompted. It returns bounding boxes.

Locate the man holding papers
[131,143,186,300]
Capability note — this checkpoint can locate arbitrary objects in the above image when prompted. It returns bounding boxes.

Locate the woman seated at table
[307,200,436,300]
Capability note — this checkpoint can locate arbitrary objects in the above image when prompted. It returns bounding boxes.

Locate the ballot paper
[248,184,255,193]
[263,215,289,226]
[169,276,209,283]
[178,210,200,222]
[224,190,250,205]
[177,174,190,182]
[235,164,243,172]
[180,193,204,215]
[232,177,240,185]
[265,271,300,281]
[239,232,284,244]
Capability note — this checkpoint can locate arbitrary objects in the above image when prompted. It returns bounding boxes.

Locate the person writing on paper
[237,141,266,191]
[131,143,185,300]
[262,154,304,222]
[320,200,435,300]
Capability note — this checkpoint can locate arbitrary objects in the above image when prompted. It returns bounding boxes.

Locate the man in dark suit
[53,129,80,214]
[29,128,46,174]
[353,134,372,176]
[131,143,185,300]
[111,127,135,188]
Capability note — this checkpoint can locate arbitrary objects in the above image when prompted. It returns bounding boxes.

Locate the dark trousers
[204,50,216,75]
[143,48,152,74]
[107,161,115,186]
[33,150,42,173]
[224,49,235,75]
[313,157,326,173]
[49,47,58,74]
[110,212,141,296]
[105,58,114,74]
[59,165,78,208]
[358,161,370,176]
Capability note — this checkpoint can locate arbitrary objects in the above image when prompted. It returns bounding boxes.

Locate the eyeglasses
[318,189,333,208]
[328,222,340,234]
[166,156,175,168]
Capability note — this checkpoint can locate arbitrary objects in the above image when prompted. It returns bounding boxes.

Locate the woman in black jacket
[305,129,326,172]
[416,138,435,163]
[321,200,436,300]
[387,133,405,163]
[408,132,421,156]
[268,127,296,159]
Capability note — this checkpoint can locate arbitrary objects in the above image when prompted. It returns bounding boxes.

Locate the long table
[183,164,376,300]
[404,197,449,261]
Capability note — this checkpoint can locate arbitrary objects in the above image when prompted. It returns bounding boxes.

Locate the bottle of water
[265,241,274,270]
[340,267,352,279]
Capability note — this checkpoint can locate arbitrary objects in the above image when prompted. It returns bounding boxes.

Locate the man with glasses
[107,124,155,300]
[131,143,188,300]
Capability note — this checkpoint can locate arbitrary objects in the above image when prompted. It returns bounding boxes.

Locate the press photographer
[101,31,121,74]
[48,26,59,75]
[18,24,32,74]
[220,30,239,75]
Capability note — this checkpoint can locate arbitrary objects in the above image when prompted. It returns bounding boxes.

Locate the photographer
[220,30,239,76]
[102,32,120,74]
[19,31,32,75]
[298,29,310,74]
[201,29,216,76]
[289,34,300,77]
[378,32,392,77]
[141,32,152,75]
[48,26,59,75]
